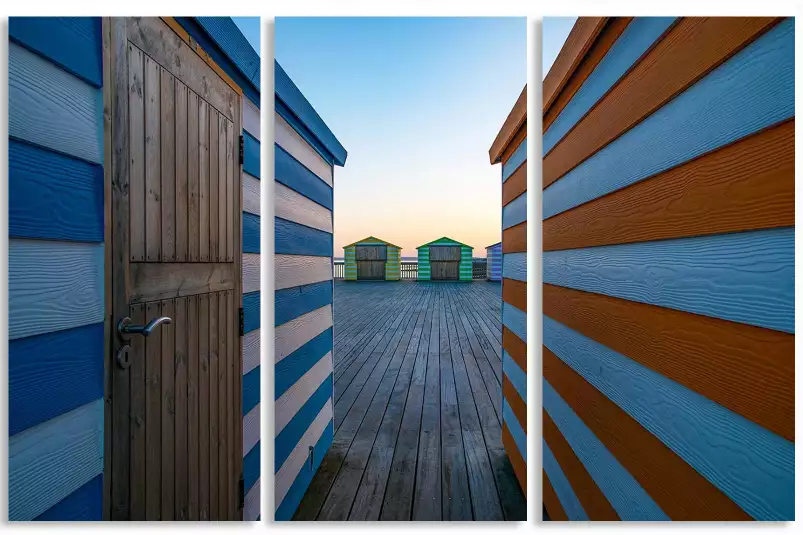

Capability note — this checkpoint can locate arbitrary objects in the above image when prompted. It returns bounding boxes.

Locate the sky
[276,17,526,257]
[542,17,577,79]
[232,17,261,56]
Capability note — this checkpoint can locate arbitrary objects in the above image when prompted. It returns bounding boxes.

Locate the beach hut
[8,17,260,521]
[489,83,527,496]
[540,17,794,521]
[416,237,473,281]
[486,242,502,281]
[343,237,401,281]
[274,61,347,520]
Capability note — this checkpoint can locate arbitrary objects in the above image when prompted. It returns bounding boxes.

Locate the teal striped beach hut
[417,237,473,281]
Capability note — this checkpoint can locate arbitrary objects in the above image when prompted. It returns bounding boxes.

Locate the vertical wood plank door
[108,17,243,521]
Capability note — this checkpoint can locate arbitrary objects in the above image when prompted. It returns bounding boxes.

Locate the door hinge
[238,135,244,165]
[238,473,244,509]
[238,307,244,337]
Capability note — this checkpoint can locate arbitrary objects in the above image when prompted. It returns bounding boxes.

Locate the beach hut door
[356,245,387,280]
[107,17,243,520]
[429,245,460,280]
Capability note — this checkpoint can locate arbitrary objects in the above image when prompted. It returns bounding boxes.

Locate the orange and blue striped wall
[489,86,527,496]
[274,60,347,520]
[542,17,793,520]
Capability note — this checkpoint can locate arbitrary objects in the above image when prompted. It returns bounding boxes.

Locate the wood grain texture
[160,299,176,520]
[502,193,526,230]
[218,114,228,264]
[126,18,236,122]
[544,347,751,520]
[243,131,260,179]
[187,91,200,261]
[543,18,794,219]
[502,138,526,182]
[544,227,794,334]
[243,97,260,141]
[242,253,260,294]
[276,352,333,434]
[9,140,103,243]
[127,44,145,262]
[8,399,103,521]
[502,253,526,283]
[543,17,633,133]
[276,304,333,362]
[543,439,588,520]
[174,298,189,519]
[275,255,333,291]
[275,144,334,211]
[242,329,260,375]
[275,111,333,185]
[275,217,333,257]
[489,85,527,163]
[542,470,568,521]
[208,108,219,262]
[198,100,210,262]
[9,42,103,164]
[160,69,176,262]
[502,325,526,373]
[543,377,668,520]
[544,17,781,187]
[276,181,333,233]
[503,222,526,254]
[502,278,527,315]
[544,317,793,520]
[543,17,607,114]
[503,377,526,432]
[225,119,234,262]
[129,262,235,303]
[543,17,676,156]
[543,409,619,520]
[243,403,260,456]
[502,161,526,207]
[144,57,162,262]
[544,283,794,441]
[503,351,526,403]
[544,119,795,251]
[502,423,526,498]
[244,477,260,521]
[175,80,189,262]
[9,239,104,340]
[275,401,333,508]
[243,172,260,216]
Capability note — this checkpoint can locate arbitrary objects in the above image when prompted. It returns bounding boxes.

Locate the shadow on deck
[293,281,526,521]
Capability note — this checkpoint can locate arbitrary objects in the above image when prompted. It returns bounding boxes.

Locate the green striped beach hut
[417,237,473,281]
[343,236,401,281]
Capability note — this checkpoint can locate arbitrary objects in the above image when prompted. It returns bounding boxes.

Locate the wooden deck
[293,281,526,521]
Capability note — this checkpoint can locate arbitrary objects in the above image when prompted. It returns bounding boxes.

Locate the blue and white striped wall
[486,242,502,281]
[175,17,263,521]
[8,17,105,521]
[274,60,347,521]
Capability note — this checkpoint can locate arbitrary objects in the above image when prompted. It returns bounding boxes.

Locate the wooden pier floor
[293,281,526,521]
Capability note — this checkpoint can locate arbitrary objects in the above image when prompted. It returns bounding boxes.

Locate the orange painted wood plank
[502,278,526,314]
[544,119,795,251]
[503,376,527,433]
[503,422,527,497]
[544,17,780,187]
[502,326,526,373]
[543,409,619,520]
[542,470,568,521]
[502,161,526,207]
[543,17,608,115]
[543,17,632,134]
[543,283,794,441]
[544,347,752,520]
[502,222,526,254]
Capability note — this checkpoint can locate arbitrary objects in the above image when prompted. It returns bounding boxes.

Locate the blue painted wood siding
[8,17,105,521]
[274,60,346,521]
[542,17,794,521]
[486,243,502,281]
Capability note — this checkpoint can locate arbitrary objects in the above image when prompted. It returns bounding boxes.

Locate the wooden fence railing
[334,259,488,280]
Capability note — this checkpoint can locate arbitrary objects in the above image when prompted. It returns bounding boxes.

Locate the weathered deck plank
[293,281,525,521]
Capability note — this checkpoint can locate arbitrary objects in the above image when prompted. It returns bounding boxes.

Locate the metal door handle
[118,316,172,338]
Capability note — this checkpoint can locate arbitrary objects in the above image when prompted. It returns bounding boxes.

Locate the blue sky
[232,16,260,56]
[543,17,576,78]
[276,17,526,256]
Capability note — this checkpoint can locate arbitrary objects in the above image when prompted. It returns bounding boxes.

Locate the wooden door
[107,17,243,521]
[429,245,460,261]
[357,260,386,280]
[431,261,459,280]
[355,245,387,260]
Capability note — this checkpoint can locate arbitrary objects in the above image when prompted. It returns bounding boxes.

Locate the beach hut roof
[486,242,502,249]
[344,236,401,249]
[488,84,527,164]
[416,236,472,249]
